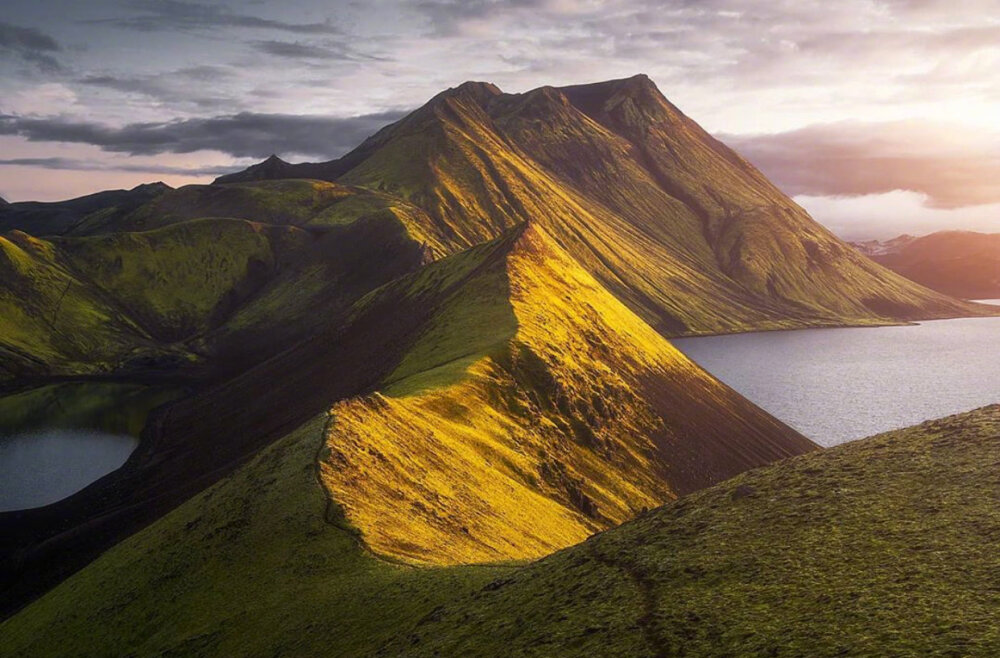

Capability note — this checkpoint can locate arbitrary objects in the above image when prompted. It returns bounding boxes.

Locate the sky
[1,0,998,239]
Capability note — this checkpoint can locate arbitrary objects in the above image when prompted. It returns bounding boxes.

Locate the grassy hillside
[58,218,312,342]
[0,219,307,381]
[870,231,1000,299]
[0,205,430,382]
[0,230,155,381]
[381,405,1000,657]
[3,404,995,656]
[218,75,992,334]
[320,222,813,566]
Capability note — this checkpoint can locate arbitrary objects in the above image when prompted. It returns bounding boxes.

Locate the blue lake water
[671,315,1000,447]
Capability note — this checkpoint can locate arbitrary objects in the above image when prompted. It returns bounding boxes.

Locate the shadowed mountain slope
[0,183,171,236]
[863,231,1000,299]
[0,415,513,658]
[379,405,1000,657]
[218,75,991,334]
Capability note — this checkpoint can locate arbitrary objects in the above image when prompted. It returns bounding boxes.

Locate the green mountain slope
[217,75,992,334]
[868,231,1000,299]
[0,222,812,621]
[0,205,429,383]
[319,222,813,566]
[382,405,1000,657]
[0,229,159,381]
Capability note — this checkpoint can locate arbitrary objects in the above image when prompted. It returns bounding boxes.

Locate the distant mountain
[0,181,429,383]
[853,231,1000,299]
[0,183,172,236]
[218,75,985,334]
[850,234,916,256]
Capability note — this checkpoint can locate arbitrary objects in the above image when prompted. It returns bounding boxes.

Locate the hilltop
[0,183,172,236]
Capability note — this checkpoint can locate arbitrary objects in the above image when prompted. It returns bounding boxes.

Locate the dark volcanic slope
[379,405,1000,657]
[868,231,1000,299]
[218,75,988,334]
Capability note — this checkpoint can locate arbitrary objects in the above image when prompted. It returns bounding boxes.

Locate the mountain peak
[130,181,172,194]
[215,153,296,184]
[558,73,670,123]
[435,80,503,107]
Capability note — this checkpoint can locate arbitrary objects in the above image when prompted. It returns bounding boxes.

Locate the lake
[0,383,178,512]
[0,429,139,512]
[671,315,1000,447]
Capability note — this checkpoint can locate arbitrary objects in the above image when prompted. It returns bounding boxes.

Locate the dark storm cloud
[0,110,408,158]
[93,0,340,35]
[0,156,231,176]
[0,21,64,72]
[723,122,1000,209]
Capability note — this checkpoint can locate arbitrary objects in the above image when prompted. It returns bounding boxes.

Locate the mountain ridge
[215,74,993,335]
[0,219,813,617]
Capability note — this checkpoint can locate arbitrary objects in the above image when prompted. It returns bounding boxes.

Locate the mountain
[0,222,814,615]
[1,400,993,655]
[0,183,172,236]
[217,75,990,334]
[855,231,1000,299]
[1,74,995,642]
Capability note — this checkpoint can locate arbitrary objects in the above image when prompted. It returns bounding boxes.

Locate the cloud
[723,121,1000,209]
[796,191,1000,240]
[79,66,240,110]
[1,83,78,115]
[0,110,408,159]
[94,1,340,35]
[250,39,385,62]
[0,156,232,177]
[0,21,64,72]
